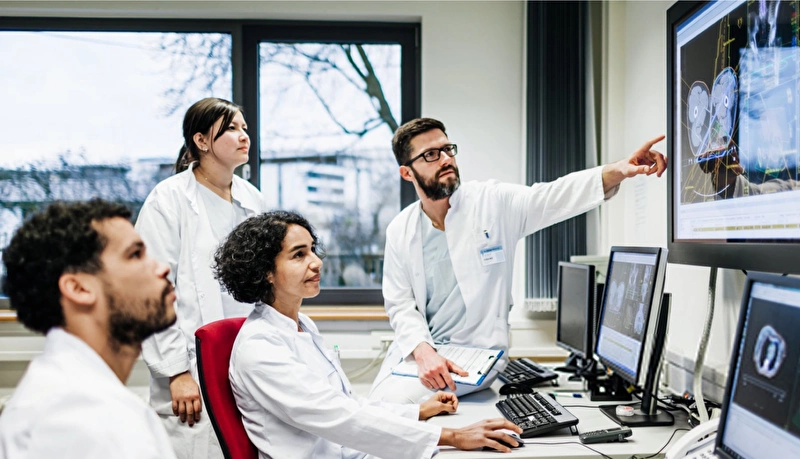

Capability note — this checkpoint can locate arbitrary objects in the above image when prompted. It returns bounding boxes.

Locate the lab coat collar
[45,327,122,386]
[182,163,201,215]
[255,302,313,333]
[182,162,262,216]
[231,176,263,215]
[447,182,464,211]
[408,183,465,237]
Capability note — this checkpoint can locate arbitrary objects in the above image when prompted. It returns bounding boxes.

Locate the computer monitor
[555,262,597,376]
[712,272,800,458]
[667,0,800,275]
[594,246,673,427]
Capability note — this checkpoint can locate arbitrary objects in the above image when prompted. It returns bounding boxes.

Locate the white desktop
[428,374,689,458]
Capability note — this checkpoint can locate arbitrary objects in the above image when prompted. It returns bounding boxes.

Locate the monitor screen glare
[595,251,659,383]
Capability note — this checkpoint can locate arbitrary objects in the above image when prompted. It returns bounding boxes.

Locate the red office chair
[195,317,258,459]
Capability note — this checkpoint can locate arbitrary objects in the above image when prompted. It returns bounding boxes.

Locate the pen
[549,392,583,398]
[484,230,489,239]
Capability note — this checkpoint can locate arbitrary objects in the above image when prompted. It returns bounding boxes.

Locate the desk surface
[427,375,690,459]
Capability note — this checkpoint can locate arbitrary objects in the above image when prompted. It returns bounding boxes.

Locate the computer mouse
[499,383,533,396]
[482,433,525,451]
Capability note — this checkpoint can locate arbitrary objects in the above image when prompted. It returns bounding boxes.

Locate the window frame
[0,17,421,308]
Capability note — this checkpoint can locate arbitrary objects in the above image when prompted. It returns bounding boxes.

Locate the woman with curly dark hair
[214,211,521,459]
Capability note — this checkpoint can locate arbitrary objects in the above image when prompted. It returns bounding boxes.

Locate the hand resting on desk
[420,391,459,420]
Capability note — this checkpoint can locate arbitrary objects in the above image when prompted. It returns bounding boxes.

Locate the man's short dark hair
[213,211,323,305]
[392,118,447,166]
[2,199,132,334]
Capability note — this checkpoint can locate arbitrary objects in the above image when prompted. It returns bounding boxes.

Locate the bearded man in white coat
[0,200,178,459]
[369,118,667,404]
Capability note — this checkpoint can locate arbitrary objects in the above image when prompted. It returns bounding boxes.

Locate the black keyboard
[495,392,579,438]
[499,358,559,387]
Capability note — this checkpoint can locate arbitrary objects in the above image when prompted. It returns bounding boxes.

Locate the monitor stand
[599,402,674,427]
[555,353,585,381]
[587,372,632,402]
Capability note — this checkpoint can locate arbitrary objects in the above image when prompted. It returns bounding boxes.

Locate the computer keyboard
[495,392,579,438]
[499,357,559,387]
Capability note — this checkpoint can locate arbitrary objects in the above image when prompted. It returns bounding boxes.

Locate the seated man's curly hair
[2,199,131,334]
[213,211,323,305]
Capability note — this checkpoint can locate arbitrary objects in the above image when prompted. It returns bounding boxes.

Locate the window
[0,19,419,307]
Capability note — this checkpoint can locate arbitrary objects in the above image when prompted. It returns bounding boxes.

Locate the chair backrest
[195,317,258,459]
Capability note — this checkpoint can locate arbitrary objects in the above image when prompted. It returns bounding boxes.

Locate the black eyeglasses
[404,144,458,166]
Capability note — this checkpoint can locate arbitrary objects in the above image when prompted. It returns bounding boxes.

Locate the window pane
[258,43,401,288]
[0,30,232,301]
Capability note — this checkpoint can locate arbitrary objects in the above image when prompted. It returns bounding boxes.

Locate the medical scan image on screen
[595,253,657,378]
[674,0,800,242]
[721,282,800,457]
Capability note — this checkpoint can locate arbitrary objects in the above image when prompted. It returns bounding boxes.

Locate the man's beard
[411,165,461,201]
[108,283,176,347]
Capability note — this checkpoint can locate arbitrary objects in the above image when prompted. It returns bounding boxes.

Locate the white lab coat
[0,328,176,459]
[375,167,614,385]
[135,164,268,459]
[229,304,441,459]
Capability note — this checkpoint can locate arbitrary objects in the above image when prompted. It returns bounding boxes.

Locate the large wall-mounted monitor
[595,246,672,426]
[667,0,800,274]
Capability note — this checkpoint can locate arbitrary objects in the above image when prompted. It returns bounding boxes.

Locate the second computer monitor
[556,262,596,365]
[595,246,671,426]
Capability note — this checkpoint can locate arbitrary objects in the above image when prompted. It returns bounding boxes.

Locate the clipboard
[391,344,504,386]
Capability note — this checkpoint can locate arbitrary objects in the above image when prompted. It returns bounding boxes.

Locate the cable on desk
[522,441,614,459]
[627,427,690,459]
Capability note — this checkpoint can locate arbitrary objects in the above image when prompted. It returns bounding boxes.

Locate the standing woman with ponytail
[135,98,268,459]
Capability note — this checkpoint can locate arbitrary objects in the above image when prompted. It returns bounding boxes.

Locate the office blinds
[525,1,589,300]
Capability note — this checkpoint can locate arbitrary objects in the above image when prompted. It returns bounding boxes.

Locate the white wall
[603,1,745,389]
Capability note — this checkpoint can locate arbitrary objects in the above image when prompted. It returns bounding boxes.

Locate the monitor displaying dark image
[667,0,800,274]
[715,273,800,458]
[556,262,596,362]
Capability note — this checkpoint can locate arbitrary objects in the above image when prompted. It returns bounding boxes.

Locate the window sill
[0,308,389,322]
[300,306,388,321]
[0,310,16,322]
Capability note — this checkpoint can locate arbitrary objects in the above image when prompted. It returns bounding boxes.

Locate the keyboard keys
[499,358,559,388]
[495,392,579,438]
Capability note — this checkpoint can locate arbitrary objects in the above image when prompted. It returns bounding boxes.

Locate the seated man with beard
[0,199,179,459]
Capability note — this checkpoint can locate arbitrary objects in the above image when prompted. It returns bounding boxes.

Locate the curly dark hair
[213,211,323,305]
[2,199,132,334]
[392,117,447,166]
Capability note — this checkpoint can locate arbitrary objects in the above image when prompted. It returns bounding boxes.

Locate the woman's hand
[169,371,202,426]
[419,391,458,420]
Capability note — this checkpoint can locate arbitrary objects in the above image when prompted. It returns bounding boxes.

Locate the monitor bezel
[666,0,800,275]
[594,246,667,387]
[555,261,596,361]
[714,272,800,459]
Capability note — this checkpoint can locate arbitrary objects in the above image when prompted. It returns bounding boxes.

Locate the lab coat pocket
[472,222,498,248]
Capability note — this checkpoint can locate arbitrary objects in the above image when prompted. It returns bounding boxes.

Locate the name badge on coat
[480,245,506,266]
